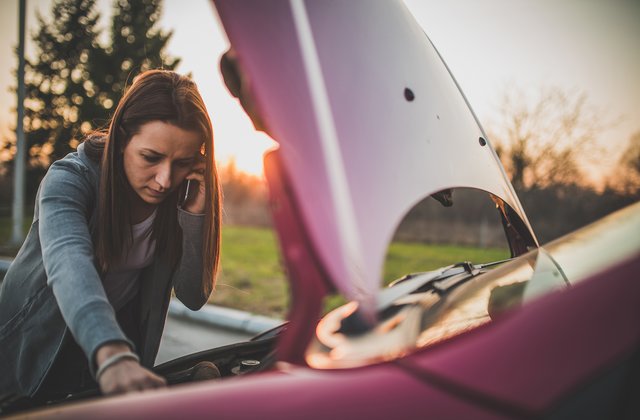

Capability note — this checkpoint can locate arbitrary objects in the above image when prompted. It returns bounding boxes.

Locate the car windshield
[416,249,567,347]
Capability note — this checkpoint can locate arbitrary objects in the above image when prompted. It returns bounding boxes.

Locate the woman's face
[123,120,203,206]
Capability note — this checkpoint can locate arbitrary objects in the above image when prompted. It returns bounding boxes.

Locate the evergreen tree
[17,0,179,200]
[106,0,179,93]
[24,0,104,169]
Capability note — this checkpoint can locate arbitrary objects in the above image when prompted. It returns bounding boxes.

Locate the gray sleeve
[172,208,212,310]
[38,159,133,373]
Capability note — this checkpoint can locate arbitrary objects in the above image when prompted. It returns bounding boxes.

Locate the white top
[103,210,157,310]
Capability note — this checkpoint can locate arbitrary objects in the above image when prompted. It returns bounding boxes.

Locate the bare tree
[487,86,607,191]
[219,159,270,226]
[609,131,640,195]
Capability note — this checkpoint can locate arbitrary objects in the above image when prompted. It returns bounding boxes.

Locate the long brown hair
[85,70,221,294]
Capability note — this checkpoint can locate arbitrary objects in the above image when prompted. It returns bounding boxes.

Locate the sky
[0,0,638,180]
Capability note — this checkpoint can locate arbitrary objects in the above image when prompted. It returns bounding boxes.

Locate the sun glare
[215,128,277,178]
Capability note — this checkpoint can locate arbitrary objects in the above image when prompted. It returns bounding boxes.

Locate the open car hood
[213,0,537,356]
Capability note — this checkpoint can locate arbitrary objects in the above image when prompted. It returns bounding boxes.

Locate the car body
[6,0,639,418]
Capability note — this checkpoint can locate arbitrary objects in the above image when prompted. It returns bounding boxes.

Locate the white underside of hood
[214,0,536,318]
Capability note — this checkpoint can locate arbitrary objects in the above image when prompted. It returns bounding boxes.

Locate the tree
[488,86,606,191]
[97,0,179,108]
[219,159,270,226]
[0,129,14,215]
[23,0,105,168]
[12,0,179,199]
[609,131,640,195]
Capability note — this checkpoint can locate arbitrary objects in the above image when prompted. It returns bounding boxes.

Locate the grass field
[1,221,509,319]
[215,225,289,318]
[214,226,509,318]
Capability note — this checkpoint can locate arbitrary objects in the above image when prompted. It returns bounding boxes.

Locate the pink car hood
[213,1,536,324]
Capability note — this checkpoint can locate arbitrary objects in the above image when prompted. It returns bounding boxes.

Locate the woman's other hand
[181,155,206,215]
[96,343,167,395]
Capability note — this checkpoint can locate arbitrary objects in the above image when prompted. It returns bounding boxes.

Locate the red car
[5,1,639,418]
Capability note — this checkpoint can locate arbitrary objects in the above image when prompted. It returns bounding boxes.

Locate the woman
[0,70,221,400]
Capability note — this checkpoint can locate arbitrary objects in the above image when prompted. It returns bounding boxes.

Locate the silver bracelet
[96,351,140,382]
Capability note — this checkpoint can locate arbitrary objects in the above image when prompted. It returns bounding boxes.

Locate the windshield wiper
[339,260,505,336]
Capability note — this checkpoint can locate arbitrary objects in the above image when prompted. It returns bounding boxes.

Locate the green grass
[1,220,509,319]
[214,225,289,318]
[383,242,510,284]
[214,226,509,318]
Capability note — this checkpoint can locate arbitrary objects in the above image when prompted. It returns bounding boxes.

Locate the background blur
[0,0,638,316]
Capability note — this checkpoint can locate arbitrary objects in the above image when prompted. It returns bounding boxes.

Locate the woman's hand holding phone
[181,155,206,215]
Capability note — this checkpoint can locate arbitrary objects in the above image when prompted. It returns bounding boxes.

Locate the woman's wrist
[96,342,133,366]
[96,351,140,381]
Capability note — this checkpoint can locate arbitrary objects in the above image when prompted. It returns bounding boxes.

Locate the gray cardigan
[0,143,210,397]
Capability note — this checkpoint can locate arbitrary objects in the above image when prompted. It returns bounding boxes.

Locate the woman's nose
[155,164,172,191]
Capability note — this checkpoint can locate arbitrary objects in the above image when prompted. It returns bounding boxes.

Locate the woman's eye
[142,154,160,163]
[176,160,194,168]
